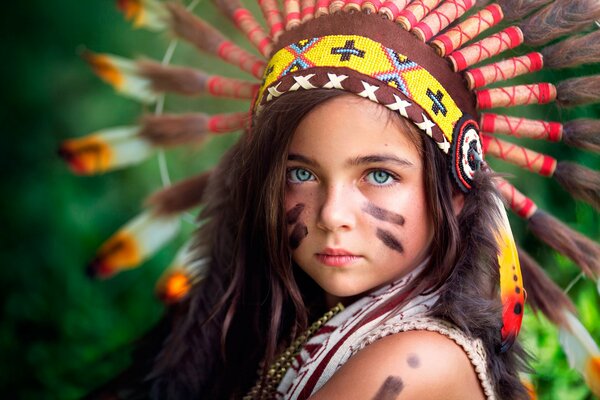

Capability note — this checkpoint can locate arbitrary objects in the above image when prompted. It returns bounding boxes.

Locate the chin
[312,276,371,299]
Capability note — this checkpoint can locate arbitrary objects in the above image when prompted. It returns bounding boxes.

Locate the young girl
[68,1,600,399]
[143,88,525,399]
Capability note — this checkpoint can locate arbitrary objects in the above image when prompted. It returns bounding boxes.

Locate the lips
[316,248,362,267]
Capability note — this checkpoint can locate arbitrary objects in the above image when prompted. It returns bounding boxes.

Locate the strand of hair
[563,119,600,153]
[146,172,212,216]
[557,75,600,107]
[495,0,552,21]
[520,0,600,46]
[553,162,600,211]
[542,30,600,70]
[528,210,600,277]
[517,246,576,327]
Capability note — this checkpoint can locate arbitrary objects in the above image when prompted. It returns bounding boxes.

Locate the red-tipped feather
[167,3,266,79]
[213,0,273,57]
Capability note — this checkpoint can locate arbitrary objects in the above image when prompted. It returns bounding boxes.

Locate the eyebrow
[287,153,414,168]
[348,154,414,168]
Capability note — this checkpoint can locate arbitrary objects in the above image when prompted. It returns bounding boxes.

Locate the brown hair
[98,89,527,399]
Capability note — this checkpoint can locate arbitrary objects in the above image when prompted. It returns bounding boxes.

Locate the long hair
[113,89,527,399]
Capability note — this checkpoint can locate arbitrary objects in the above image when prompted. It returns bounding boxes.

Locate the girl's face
[285,95,433,301]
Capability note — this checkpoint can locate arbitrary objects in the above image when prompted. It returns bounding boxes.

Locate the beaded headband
[60,0,600,394]
[254,14,482,192]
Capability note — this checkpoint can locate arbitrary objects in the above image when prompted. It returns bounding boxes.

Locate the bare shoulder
[309,330,486,400]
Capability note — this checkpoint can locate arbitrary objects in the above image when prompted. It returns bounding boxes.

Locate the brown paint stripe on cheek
[371,376,404,400]
[286,203,305,225]
[376,228,404,253]
[289,223,308,249]
[364,203,405,226]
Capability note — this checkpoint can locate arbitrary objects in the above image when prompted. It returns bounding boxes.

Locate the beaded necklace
[243,302,345,399]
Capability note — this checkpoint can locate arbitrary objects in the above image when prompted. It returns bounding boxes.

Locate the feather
[212,0,273,57]
[520,0,600,46]
[542,30,600,70]
[58,126,153,175]
[167,3,265,79]
[518,246,576,326]
[137,60,258,99]
[139,112,249,147]
[493,195,525,352]
[553,162,600,211]
[116,0,169,31]
[528,210,600,278]
[155,240,209,304]
[559,310,600,397]
[87,211,181,278]
[563,119,600,153]
[557,75,600,107]
[495,0,552,21]
[82,51,157,103]
[145,172,211,216]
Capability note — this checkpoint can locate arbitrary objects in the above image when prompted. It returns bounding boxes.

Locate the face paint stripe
[364,203,405,226]
[371,376,404,400]
[376,228,404,253]
[289,223,308,249]
[286,203,305,225]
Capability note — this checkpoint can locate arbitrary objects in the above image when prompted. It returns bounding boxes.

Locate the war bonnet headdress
[59,0,600,394]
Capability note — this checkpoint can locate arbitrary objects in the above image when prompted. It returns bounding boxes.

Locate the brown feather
[563,119,600,153]
[138,60,210,96]
[496,0,552,21]
[542,30,600,69]
[528,210,600,277]
[556,75,600,107]
[518,246,576,327]
[139,114,211,147]
[167,3,225,53]
[520,0,600,46]
[146,172,212,216]
[554,162,600,210]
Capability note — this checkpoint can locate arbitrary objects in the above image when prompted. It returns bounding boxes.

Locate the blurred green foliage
[1,1,598,399]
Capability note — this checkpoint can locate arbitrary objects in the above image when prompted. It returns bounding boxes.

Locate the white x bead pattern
[289,74,317,91]
[357,81,379,102]
[323,73,348,89]
[385,94,411,118]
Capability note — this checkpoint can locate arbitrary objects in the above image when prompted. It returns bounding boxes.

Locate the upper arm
[308,330,486,400]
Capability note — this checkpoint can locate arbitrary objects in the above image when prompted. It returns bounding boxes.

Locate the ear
[451,191,465,216]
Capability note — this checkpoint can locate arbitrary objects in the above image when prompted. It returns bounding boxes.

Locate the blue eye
[366,170,395,185]
[288,168,314,183]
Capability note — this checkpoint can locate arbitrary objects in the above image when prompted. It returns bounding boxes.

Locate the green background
[2,1,598,398]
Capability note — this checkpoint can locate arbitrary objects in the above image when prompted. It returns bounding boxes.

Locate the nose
[317,183,357,232]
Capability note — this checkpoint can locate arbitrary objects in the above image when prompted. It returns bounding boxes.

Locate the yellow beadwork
[258,34,463,143]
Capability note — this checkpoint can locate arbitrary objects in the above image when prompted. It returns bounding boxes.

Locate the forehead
[289,95,422,164]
